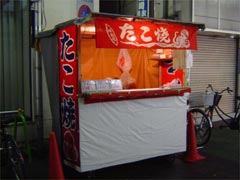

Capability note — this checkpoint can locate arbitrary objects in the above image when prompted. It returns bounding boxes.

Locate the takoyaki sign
[95,18,198,49]
[58,25,80,166]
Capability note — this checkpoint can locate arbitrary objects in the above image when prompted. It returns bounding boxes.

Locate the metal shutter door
[190,35,236,114]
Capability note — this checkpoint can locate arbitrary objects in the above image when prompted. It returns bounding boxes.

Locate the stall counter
[74,89,190,172]
[81,87,191,104]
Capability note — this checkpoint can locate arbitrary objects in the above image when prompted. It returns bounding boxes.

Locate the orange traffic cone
[48,131,65,179]
[183,112,205,162]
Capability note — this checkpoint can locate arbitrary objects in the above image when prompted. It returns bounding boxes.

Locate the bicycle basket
[203,93,215,106]
[188,92,215,107]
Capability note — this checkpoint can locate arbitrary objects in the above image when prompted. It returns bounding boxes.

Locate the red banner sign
[95,18,198,49]
[58,25,80,166]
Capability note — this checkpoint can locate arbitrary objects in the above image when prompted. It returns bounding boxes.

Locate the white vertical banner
[77,0,96,18]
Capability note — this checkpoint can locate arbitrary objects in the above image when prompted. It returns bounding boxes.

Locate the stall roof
[36,12,205,38]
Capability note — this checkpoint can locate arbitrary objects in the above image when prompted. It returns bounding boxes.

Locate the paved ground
[1,123,239,179]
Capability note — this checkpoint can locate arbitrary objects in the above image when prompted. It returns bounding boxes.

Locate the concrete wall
[194,0,240,32]
[43,0,99,30]
[43,0,76,30]
[175,0,192,22]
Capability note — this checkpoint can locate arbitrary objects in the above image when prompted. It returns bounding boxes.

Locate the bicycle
[0,110,26,179]
[188,84,240,147]
[205,84,239,130]
[188,93,212,147]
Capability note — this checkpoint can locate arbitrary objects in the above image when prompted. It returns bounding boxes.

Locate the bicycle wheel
[6,134,26,179]
[230,114,239,130]
[188,108,211,147]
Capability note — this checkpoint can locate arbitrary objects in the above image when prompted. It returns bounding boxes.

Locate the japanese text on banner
[95,18,198,49]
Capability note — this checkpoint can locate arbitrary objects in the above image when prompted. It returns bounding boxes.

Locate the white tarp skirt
[78,95,188,172]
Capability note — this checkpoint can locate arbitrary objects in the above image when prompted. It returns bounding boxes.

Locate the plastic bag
[116,49,132,72]
[116,49,136,89]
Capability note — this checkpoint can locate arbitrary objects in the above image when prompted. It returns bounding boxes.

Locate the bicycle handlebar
[206,84,233,95]
[206,84,214,92]
[225,87,233,95]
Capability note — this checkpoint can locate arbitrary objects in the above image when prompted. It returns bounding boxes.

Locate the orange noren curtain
[80,39,159,89]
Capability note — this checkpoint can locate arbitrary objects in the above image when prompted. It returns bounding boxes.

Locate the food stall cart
[37,13,204,172]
